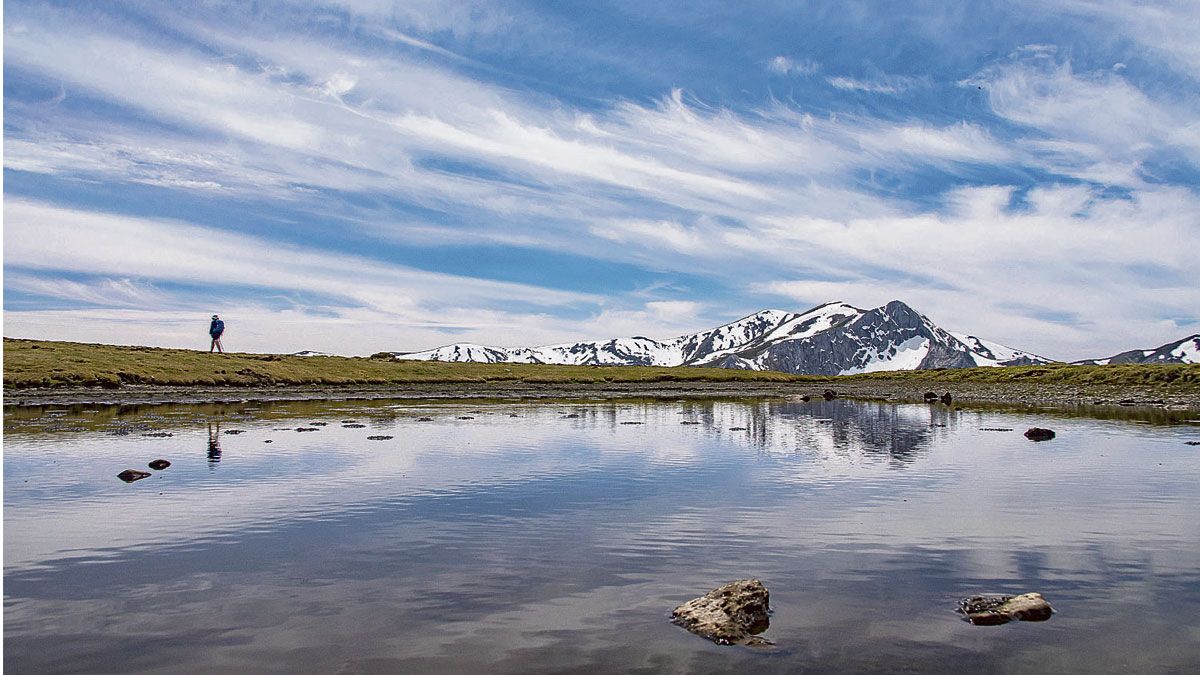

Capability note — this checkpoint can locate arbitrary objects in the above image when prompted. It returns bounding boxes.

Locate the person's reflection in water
[207,422,222,468]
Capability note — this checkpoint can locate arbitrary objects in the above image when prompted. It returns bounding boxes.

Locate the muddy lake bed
[5,397,1200,673]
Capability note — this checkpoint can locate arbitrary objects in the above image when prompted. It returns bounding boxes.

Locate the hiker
[209,314,225,353]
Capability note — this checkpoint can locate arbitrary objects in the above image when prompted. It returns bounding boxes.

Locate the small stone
[1024,427,1056,441]
[417,417,434,422]
[295,427,320,432]
[457,416,475,420]
[940,392,953,405]
[620,421,644,425]
[148,459,171,470]
[117,469,152,483]
[729,427,747,431]
[309,422,328,426]
[681,421,701,425]
[223,429,246,435]
[958,593,1053,626]
[800,395,811,402]
[671,579,772,646]
[367,435,394,441]
[342,424,366,428]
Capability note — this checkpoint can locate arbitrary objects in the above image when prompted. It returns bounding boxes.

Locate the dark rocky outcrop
[148,459,171,470]
[958,593,1053,625]
[940,392,953,405]
[671,579,772,646]
[117,469,152,483]
[1024,427,1056,441]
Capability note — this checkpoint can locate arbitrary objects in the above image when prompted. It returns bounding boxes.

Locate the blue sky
[4,0,1198,359]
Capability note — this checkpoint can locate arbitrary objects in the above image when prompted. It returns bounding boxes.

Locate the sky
[3,0,1198,360]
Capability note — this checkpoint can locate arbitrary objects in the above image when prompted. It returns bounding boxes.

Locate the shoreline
[5,379,1199,411]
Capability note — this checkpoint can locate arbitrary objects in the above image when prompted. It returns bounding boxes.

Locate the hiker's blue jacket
[210,319,225,337]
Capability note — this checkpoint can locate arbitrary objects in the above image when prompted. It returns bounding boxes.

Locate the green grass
[841,362,1200,387]
[1,338,815,389]
[4,338,1197,390]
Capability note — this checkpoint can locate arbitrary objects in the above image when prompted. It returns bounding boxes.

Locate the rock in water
[148,459,171,470]
[924,391,939,402]
[958,593,1054,625]
[671,579,772,645]
[823,389,837,401]
[1024,427,1056,441]
[940,392,953,405]
[117,469,152,483]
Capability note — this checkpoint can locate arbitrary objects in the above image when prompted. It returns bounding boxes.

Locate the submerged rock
[148,459,171,470]
[1024,427,1056,441]
[671,579,772,646]
[958,593,1054,625]
[117,469,152,483]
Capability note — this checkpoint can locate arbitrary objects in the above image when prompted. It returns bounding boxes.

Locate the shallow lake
[5,397,1200,673]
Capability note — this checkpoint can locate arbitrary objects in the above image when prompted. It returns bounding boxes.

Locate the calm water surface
[5,398,1200,673]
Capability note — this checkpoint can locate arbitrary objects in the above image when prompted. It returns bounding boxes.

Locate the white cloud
[768,56,819,76]
[827,75,918,94]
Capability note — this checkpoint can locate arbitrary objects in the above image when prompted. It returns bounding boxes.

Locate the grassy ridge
[4,338,1198,390]
[845,362,1200,386]
[1,338,813,389]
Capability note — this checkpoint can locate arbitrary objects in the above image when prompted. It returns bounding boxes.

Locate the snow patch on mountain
[842,336,930,374]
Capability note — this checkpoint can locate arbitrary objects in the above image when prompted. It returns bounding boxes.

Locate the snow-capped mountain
[1073,334,1200,365]
[394,300,1054,376]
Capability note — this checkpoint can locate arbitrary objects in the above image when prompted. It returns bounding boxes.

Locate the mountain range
[1072,334,1200,366]
[392,300,1070,375]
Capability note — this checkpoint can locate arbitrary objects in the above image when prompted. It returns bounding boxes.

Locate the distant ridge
[393,300,1053,376]
[1073,334,1200,366]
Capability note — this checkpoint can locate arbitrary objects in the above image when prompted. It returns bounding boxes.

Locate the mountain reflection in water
[5,397,1200,673]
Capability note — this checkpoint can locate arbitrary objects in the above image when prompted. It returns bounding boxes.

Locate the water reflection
[5,398,1200,673]
[206,422,222,468]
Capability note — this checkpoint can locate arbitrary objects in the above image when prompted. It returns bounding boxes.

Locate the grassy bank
[4,338,1198,391]
[845,362,1200,387]
[1,338,813,389]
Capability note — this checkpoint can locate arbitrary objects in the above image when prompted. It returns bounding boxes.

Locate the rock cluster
[958,593,1054,625]
[671,579,772,646]
[1024,427,1056,441]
